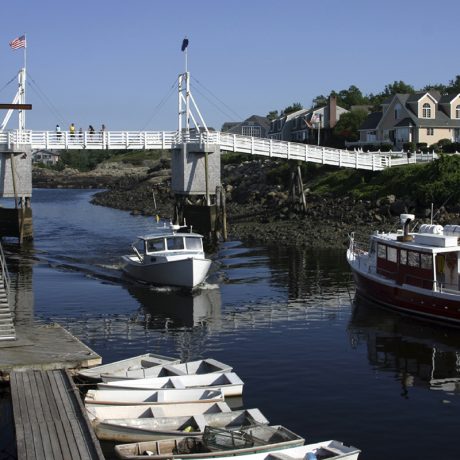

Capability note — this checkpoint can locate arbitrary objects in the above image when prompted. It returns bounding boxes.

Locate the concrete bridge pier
[0,144,33,242]
[171,142,226,241]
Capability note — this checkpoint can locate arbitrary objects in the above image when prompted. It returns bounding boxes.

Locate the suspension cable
[191,75,243,121]
[0,75,18,96]
[26,71,67,126]
[139,78,178,131]
[191,83,242,123]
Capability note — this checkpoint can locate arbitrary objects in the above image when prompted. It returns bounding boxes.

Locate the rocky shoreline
[32,159,459,249]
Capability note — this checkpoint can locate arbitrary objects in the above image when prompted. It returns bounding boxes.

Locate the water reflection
[127,285,222,329]
[349,294,460,396]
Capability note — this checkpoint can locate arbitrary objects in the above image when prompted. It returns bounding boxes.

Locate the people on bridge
[101,123,106,132]
[88,125,95,135]
[70,123,75,137]
[55,124,61,138]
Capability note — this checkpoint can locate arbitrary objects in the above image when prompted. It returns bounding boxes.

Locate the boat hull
[93,408,269,443]
[122,256,211,288]
[349,262,460,325]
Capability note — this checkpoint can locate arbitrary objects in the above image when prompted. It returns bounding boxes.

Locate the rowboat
[93,408,269,443]
[114,440,361,460]
[77,353,180,381]
[347,213,460,324]
[114,424,305,459]
[100,358,233,382]
[122,223,212,288]
[85,388,224,406]
[98,372,244,397]
[86,401,232,423]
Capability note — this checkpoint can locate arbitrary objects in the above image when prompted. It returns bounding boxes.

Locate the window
[408,251,420,267]
[185,237,202,251]
[400,249,407,265]
[420,253,433,270]
[422,103,431,118]
[387,246,398,263]
[394,103,401,120]
[378,244,387,259]
[166,237,184,250]
[242,126,261,137]
[456,105,460,119]
[427,128,434,136]
[147,238,165,252]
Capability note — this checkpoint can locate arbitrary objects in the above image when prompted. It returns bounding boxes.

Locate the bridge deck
[0,129,428,171]
[10,369,104,460]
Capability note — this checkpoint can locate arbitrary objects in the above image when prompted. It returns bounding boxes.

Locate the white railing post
[287,142,290,160]
[65,132,69,150]
[269,139,273,157]
[304,144,308,162]
[322,147,325,164]
[251,136,254,156]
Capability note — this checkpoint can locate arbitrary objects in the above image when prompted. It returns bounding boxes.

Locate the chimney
[329,94,337,128]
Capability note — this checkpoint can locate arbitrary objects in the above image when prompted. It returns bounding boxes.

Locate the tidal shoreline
[32,160,456,249]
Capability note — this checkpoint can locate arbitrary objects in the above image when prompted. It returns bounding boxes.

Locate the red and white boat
[347,214,460,324]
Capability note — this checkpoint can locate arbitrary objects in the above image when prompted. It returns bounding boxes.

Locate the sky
[1,0,459,132]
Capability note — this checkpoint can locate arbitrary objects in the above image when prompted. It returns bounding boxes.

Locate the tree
[266,110,279,121]
[312,95,328,109]
[336,85,369,110]
[282,103,303,115]
[333,109,369,144]
[382,80,415,96]
[447,75,460,93]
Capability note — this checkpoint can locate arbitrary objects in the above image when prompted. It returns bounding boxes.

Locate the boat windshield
[146,238,166,253]
[166,236,185,250]
[185,236,202,251]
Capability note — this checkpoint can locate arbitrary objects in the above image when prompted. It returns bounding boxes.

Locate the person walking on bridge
[70,123,75,137]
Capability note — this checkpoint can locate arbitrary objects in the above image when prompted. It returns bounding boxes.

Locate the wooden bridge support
[288,162,307,213]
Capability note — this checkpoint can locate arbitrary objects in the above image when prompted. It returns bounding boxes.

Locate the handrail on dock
[0,241,10,297]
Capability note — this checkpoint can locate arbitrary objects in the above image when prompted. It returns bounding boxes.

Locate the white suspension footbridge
[0,128,424,171]
[0,66,433,172]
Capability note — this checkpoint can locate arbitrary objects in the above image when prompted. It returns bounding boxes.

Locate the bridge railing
[1,129,179,150]
[0,129,427,171]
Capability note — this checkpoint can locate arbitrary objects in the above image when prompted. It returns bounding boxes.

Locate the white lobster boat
[121,224,211,288]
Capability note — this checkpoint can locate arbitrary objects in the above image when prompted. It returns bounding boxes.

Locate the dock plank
[11,369,104,460]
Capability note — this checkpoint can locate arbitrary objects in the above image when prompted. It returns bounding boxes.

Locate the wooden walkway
[10,369,104,460]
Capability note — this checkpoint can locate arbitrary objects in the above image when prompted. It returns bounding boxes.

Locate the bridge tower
[0,67,33,242]
[172,69,225,240]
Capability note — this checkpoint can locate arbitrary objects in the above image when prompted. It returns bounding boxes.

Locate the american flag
[9,35,26,50]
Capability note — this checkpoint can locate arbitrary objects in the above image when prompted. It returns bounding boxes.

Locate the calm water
[2,188,460,459]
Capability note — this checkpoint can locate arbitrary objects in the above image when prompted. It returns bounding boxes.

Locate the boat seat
[162,364,187,376]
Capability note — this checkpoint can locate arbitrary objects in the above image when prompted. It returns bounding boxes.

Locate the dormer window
[394,103,401,120]
[456,104,460,118]
[422,103,431,118]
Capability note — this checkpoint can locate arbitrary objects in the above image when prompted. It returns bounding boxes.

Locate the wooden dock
[0,322,101,382]
[10,369,105,460]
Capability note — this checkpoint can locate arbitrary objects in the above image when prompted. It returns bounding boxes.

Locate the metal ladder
[0,241,15,341]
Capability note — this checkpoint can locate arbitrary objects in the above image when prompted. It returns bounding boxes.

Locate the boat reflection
[126,284,222,329]
[349,293,460,395]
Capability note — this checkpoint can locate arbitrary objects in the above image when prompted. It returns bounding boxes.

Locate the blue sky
[1,0,459,131]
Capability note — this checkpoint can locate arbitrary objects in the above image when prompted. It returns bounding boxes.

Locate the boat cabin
[133,234,204,259]
[372,226,460,292]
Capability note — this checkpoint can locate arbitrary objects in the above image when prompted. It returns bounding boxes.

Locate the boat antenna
[152,188,159,222]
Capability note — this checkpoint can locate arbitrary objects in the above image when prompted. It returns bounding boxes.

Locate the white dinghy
[93,408,269,443]
[114,424,305,460]
[85,388,224,406]
[77,353,180,381]
[100,358,232,382]
[86,401,232,423]
[98,372,244,397]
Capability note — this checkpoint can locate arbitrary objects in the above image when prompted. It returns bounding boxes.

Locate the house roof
[439,93,460,104]
[221,115,270,134]
[360,111,383,130]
